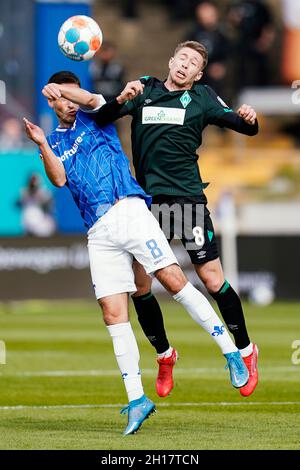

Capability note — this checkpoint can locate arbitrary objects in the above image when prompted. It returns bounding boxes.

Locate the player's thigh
[195,258,225,293]
[132,260,153,297]
[125,198,178,275]
[88,236,136,300]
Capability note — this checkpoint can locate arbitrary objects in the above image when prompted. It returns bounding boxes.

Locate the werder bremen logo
[157,110,166,120]
[180,91,192,108]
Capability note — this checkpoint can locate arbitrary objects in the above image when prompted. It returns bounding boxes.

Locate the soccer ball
[58,15,103,61]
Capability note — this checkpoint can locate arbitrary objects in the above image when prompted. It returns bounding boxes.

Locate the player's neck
[164,77,193,92]
[58,120,72,129]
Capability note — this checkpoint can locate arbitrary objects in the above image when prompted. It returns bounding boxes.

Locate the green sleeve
[204,85,233,123]
[123,97,138,115]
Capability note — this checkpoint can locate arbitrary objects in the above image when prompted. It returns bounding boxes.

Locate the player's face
[168,47,204,88]
[48,83,79,127]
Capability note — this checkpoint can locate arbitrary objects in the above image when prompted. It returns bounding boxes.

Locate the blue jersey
[47,110,151,230]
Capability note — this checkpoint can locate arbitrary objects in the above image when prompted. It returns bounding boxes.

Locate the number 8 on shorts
[146,239,163,259]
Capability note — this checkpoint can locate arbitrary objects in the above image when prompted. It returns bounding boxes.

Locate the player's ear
[169,57,175,70]
[195,71,203,81]
[47,98,54,109]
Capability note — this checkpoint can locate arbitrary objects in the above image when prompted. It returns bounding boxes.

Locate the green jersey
[93,76,258,197]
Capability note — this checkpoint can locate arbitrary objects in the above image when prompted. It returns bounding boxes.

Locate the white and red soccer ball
[58,15,103,61]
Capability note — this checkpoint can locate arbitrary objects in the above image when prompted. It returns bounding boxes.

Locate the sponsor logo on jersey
[142,107,186,125]
[57,131,86,162]
[197,250,207,259]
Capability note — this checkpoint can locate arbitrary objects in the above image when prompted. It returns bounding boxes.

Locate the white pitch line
[0,366,299,378]
[0,402,300,411]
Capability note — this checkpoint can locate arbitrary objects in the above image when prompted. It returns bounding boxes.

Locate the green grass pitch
[0,299,299,450]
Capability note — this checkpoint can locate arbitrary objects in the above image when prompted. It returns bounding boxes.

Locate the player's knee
[102,311,121,325]
[132,286,149,297]
[132,262,152,297]
[155,264,187,295]
[132,278,152,297]
[98,297,127,325]
[202,273,223,294]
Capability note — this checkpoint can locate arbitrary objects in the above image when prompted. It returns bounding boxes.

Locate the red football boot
[156,348,178,397]
[240,344,259,397]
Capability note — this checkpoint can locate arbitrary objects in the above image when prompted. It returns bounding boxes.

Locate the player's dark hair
[196,0,218,8]
[174,41,208,70]
[48,71,81,86]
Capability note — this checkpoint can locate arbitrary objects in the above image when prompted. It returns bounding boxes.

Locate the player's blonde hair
[174,41,208,70]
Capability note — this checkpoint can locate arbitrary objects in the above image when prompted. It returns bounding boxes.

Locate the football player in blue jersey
[24,71,249,435]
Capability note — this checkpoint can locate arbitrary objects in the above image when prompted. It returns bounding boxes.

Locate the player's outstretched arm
[23,118,66,187]
[42,83,101,111]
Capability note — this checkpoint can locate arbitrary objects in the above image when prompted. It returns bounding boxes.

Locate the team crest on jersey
[180,91,192,108]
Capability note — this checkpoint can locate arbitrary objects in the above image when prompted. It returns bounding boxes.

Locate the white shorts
[87,197,178,299]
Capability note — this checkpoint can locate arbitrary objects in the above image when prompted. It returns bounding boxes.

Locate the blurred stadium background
[0,0,300,450]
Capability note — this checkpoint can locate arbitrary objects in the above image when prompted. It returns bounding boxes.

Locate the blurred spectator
[17,174,56,237]
[89,42,125,103]
[228,0,275,89]
[122,0,138,19]
[165,0,197,22]
[0,117,28,151]
[185,1,230,97]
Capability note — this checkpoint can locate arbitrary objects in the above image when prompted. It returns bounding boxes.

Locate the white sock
[107,322,144,402]
[157,346,173,359]
[173,282,238,355]
[240,342,253,358]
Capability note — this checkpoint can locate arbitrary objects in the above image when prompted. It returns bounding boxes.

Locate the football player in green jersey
[94,41,259,399]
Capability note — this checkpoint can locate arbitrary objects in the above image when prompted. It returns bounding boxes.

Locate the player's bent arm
[23,117,66,187]
[212,112,259,136]
[204,86,258,136]
[59,85,102,110]
[89,80,143,126]
[43,83,102,111]
[39,141,67,187]
[92,98,129,127]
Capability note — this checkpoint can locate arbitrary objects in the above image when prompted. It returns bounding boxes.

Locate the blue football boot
[224,351,249,388]
[121,395,156,436]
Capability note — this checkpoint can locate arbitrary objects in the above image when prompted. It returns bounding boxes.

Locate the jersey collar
[162,79,198,94]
